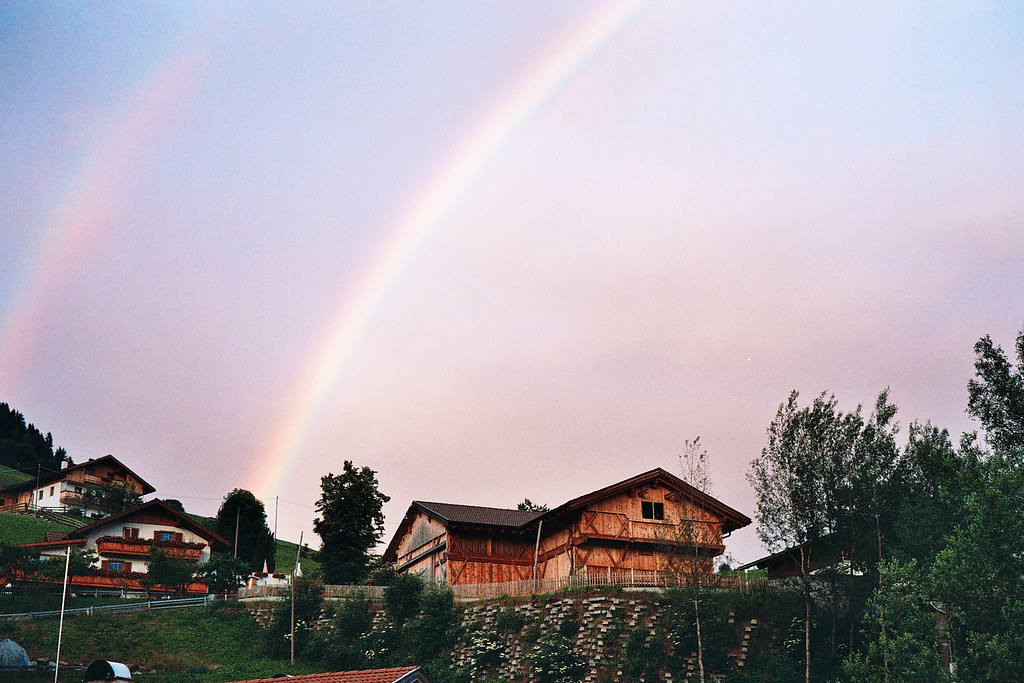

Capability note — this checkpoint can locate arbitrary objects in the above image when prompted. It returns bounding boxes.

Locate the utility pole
[291,530,302,666]
[234,508,240,559]
[34,464,40,517]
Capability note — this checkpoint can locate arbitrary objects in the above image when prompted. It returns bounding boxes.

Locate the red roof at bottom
[232,666,423,683]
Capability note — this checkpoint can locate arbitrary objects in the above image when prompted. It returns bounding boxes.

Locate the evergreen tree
[0,402,71,473]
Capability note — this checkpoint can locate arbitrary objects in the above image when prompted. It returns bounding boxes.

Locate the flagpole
[55,545,71,683]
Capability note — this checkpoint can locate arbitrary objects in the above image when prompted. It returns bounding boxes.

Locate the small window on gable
[157,531,178,542]
[641,501,665,520]
[75,486,82,494]
[123,527,139,539]
[49,486,55,496]
[108,561,123,572]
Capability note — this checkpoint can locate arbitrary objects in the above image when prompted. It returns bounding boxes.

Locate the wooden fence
[448,569,770,599]
[238,569,770,601]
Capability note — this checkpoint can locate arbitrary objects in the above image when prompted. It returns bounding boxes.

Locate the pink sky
[2,2,1023,563]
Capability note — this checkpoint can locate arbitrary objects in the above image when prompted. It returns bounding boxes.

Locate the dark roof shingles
[415,501,542,529]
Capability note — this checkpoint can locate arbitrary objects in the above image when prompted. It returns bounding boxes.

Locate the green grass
[0,510,71,545]
[1,601,324,681]
[0,463,34,486]
[274,538,319,575]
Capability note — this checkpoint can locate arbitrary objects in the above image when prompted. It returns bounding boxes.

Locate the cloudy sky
[3,1,1023,563]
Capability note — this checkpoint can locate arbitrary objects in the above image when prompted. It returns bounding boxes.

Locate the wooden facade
[383,468,751,586]
[0,454,155,517]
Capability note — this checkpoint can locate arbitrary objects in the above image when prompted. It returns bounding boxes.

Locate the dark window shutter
[124,561,132,573]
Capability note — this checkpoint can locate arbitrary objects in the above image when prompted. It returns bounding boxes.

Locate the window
[49,486,55,496]
[108,561,123,572]
[74,486,82,494]
[641,501,665,520]
[158,531,176,542]
[122,527,140,539]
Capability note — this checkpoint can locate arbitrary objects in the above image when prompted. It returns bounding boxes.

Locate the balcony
[96,536,205,561]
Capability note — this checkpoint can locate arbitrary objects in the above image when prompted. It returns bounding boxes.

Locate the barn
[383,468,750,587]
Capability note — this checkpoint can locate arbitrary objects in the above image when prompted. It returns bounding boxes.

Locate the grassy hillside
[0,463,35,486]
[274,537,319,575]
[0,510,72,545]
[1,602,323,682]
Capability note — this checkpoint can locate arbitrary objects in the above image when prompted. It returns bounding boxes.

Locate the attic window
[642,501,664,520]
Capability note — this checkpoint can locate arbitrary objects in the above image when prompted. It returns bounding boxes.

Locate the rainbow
[0,52,207,395]
[250,0,653,499]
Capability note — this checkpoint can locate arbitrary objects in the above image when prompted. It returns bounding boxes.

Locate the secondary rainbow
[251,0,654,498]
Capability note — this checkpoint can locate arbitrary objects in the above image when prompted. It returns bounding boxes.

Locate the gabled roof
[383,501,540,562]
[383,468,751,562]
[20,499,231,551]
[0,454,155,495]
[543,467,752,534]
[231,666,427,683]
[414,501,543,529]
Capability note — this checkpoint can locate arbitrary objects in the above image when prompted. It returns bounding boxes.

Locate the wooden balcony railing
[96,537,204,561]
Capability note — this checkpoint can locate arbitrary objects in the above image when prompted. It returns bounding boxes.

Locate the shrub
[531,634,585,683]
[384,572,423,626]
[407,583,462,663]
[263,576,324,658]
[466,629,506,678]
[558,615,580,639]
[622,628,664,682]
[495,607,528,635]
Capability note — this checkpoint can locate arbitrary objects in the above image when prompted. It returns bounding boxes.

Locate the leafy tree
[967,330,1024,455]
[748,391,841,683]
[889,422,973,569]
[843,559,949,683]
[38,547,98,585]
[0,542,39,588]
[313,461,390,584]
[79,482,143,515]
[517,498,548,512]
[141,549,196,595]
[930,453,1024,682]
[215,489,276,572]
[162,499,187,514]
[198,553,251,593]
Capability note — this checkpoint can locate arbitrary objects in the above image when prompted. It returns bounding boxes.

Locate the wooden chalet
[0,454,155,518]
[20,499,230,593]
[383,468,751,587]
